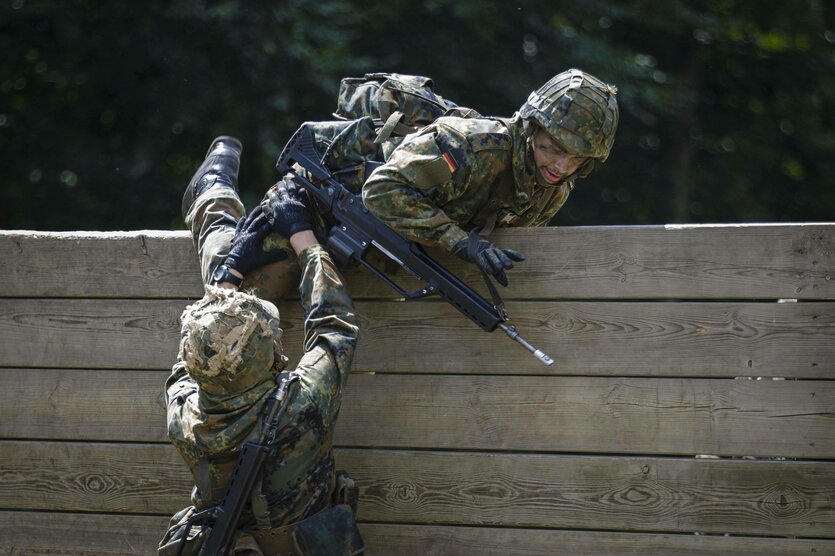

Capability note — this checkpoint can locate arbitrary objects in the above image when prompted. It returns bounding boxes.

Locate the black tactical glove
[453,234,525,287]
[224,205,288,276]
[267,178,315,238]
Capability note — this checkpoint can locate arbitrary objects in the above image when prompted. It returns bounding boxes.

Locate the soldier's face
[532,128,587,185]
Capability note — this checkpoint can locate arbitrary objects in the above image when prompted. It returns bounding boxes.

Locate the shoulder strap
[375,111,419,144]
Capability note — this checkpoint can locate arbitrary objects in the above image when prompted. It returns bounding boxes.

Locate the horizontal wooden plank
[359,523,835,555]
[0,298,189,370]
[4,370,834,458]
[0,511,170,555]
[2,513,833,556]
[0,442,193,514]
[1,442,832,537]
[350,299,835,377]
[337,375,835,458]
[350,450,835,538]
[0,369,168,442]
[4,224,835,300]
[1,298,832,377]
[1,230,204,299]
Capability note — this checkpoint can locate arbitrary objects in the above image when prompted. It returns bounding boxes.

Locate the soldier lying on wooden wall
[181,69,619,305]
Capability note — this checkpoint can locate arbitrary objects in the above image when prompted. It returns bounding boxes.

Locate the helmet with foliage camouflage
[519,68,619,163]
[178,286,287,395]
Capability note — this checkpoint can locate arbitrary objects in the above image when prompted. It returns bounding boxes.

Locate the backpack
[311,73,480,192]
[334,72,480,143]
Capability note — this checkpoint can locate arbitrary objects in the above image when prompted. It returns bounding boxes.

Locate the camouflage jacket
[361,115,573,252]
[166,244,358,527]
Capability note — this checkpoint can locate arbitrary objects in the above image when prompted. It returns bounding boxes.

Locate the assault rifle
[276,123,554,366]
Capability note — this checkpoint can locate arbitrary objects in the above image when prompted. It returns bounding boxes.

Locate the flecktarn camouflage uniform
[181,118,383,303]
[362,114,570,252]
[183,69,618,303]
[362,68,619,253]
[167,195,362,553]
[183,183,302,305]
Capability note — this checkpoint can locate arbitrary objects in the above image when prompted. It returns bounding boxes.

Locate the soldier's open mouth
[540,167,561,183]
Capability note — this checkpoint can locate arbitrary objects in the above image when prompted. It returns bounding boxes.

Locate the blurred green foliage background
[1,0,833,230]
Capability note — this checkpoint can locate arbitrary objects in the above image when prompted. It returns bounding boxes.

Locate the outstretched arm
[271,180,359,423]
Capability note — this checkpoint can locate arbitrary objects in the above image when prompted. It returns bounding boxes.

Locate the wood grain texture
[359,523,835,556]
[349,299,835,377]
[1,298,832,377]
[0,512,170,555]
[4,369,833,458]
[343,449,835,538]
[0,298,188,369]
[1,230,203,299]
[348,224,835,301]
[1,442,832,537]
[0,442,192,514]
[0,368,169,442]
[1,513,833,556]
[4,224,834,552]
[4,224,834,300]
[337,374,835,458]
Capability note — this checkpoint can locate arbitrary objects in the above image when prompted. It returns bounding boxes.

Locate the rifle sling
[466,229,508,320]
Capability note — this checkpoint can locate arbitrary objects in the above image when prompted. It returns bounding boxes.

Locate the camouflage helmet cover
[519,68,619,162]
[178,286,287,395]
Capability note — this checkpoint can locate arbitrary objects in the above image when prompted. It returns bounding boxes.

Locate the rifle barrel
[499,324,554,366]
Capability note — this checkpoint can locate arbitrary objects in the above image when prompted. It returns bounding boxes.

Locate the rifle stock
[277,123,554,366]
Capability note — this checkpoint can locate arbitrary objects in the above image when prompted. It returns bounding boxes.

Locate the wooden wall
[1,225,834,555]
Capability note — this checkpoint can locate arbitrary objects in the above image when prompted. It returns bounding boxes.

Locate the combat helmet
[178,286,287,395]
[519,68,619,168]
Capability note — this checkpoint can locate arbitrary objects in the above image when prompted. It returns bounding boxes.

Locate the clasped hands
[221,179,315,281]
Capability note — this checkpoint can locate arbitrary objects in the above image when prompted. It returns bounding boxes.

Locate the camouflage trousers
[184,183,301,304]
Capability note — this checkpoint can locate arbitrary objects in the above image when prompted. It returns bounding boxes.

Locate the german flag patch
[442,151,458,173]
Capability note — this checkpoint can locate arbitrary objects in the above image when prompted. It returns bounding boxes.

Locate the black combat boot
[181,136,243,220]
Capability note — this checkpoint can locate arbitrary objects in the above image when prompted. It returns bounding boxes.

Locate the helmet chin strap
[575,158,596,179]
[555,157,596,184]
